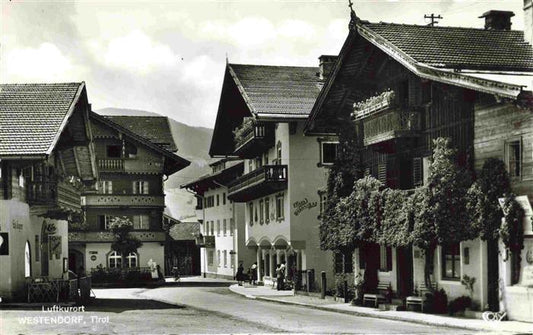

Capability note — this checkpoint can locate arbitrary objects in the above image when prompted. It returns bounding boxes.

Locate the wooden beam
[57,150,67,176]
[72,147,82,178]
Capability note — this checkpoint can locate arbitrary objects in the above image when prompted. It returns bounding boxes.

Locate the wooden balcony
[361,109,421,146]
[98,159,164,174]
[227,165,287,202]
[233,122,274,158]
[27,179,82,218]
[68,231,166,243]
[82,194,165,207]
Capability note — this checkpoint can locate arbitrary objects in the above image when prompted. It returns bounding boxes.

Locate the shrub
[448,296,472,315]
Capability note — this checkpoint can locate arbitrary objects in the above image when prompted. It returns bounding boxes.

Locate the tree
[110,216,143,268]
[466,158,511,240]
[411,138,474,289]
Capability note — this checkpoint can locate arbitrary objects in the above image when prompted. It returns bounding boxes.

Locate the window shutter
[377,163,387,184]
[108,181,113,194]
[143,181,149,194]
[386,247,393,271]
[132,181,137,194]
[413,157,422,187]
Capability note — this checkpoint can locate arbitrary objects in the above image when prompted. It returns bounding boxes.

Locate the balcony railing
[98,159,163,173]
[27,179,82,217]
[98,159,124,171]
[82,194,165,207]
[233,121,274,158]
[227,165,287,202]
[353,90,422,146]
[362,109,421,146]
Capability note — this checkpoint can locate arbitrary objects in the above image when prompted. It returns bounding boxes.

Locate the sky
[1,0,526,129]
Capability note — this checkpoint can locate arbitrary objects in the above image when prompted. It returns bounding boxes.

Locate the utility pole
[424,13,443,27]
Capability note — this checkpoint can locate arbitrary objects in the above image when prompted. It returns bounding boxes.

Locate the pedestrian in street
[250,262,258,285]
[276,264,284,290]
[236,261,245,286]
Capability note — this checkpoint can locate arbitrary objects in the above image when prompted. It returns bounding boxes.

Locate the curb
[230,287,525,334]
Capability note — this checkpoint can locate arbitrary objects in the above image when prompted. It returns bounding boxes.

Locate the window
[230,219,234,236]
[230,251,235,268]
[265,198,270,224]
[18,169,25,188]
[216,220,220,236]
[107,145,122,158]
[442,243,461,280]
[275,142,282,165]
[98,215,113,230]
[133,215,149,230]
[223,219,227,236]
[334,252,354,274]
[109,251,122,268]
[276,193,284,220]
[223,193,226,205]
[126,252,138,268]
[319,191,327,215]
[207,250,214,266]
[256,156,263,169]
[259,200,264,224]
[223,250,227,267]
[321,142,339,165]
[248,202,254,226]
[125,142,137,158]
[379,245,392,272]
[25,241,31,278]
[205,196,215,208]
[98,180,113,194]
[248,159,253,172]
[506,139,522,178]
[217,250,221,267]
[133,181,149,194]
[210,221,214,236]
[216,194,220,206]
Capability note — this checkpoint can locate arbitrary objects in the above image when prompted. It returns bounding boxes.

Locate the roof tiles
[229,64,322,116]
[361,23,533,71]
[103,115,177,151]
[0,83,83,156]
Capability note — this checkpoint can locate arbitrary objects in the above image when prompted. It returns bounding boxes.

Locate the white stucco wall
[0,200,68,300]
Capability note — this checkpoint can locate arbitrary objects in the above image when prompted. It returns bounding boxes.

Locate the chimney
[525,0,533,44]
[318,55,338,80]
[479,10,515,30]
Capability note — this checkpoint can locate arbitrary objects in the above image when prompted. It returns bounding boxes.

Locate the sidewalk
[229,284,533,334]
[163,275,237,287]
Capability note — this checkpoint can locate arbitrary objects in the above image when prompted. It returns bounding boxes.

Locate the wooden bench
[363,282,391,308]
[406,283,433,312]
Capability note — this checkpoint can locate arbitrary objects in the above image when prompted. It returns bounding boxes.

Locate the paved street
[0,285,494,334]
[140,286,481,334]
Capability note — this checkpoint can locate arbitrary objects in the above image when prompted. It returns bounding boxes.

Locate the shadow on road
[84,298,186,313]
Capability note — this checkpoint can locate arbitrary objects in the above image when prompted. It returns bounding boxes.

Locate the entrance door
[396,245,413,298]
[487,239,499,311]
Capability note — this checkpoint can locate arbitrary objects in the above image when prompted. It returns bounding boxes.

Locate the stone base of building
[202,272,235,281]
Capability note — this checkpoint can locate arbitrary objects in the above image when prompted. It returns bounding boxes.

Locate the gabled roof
[90,112,190,175]
[0,82,85,157]
[305,14,533,134]
[229,64,322,119]
[103,115,177,152]
[360,22,533,72]
[169,221,200,241]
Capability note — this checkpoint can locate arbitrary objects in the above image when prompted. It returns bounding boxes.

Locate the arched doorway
[69,249,85,274]
[25,241,32,278]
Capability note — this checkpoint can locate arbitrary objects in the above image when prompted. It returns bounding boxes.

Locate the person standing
[236,261,245,286]
[276,264,284,291]
[250,262,258,285]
